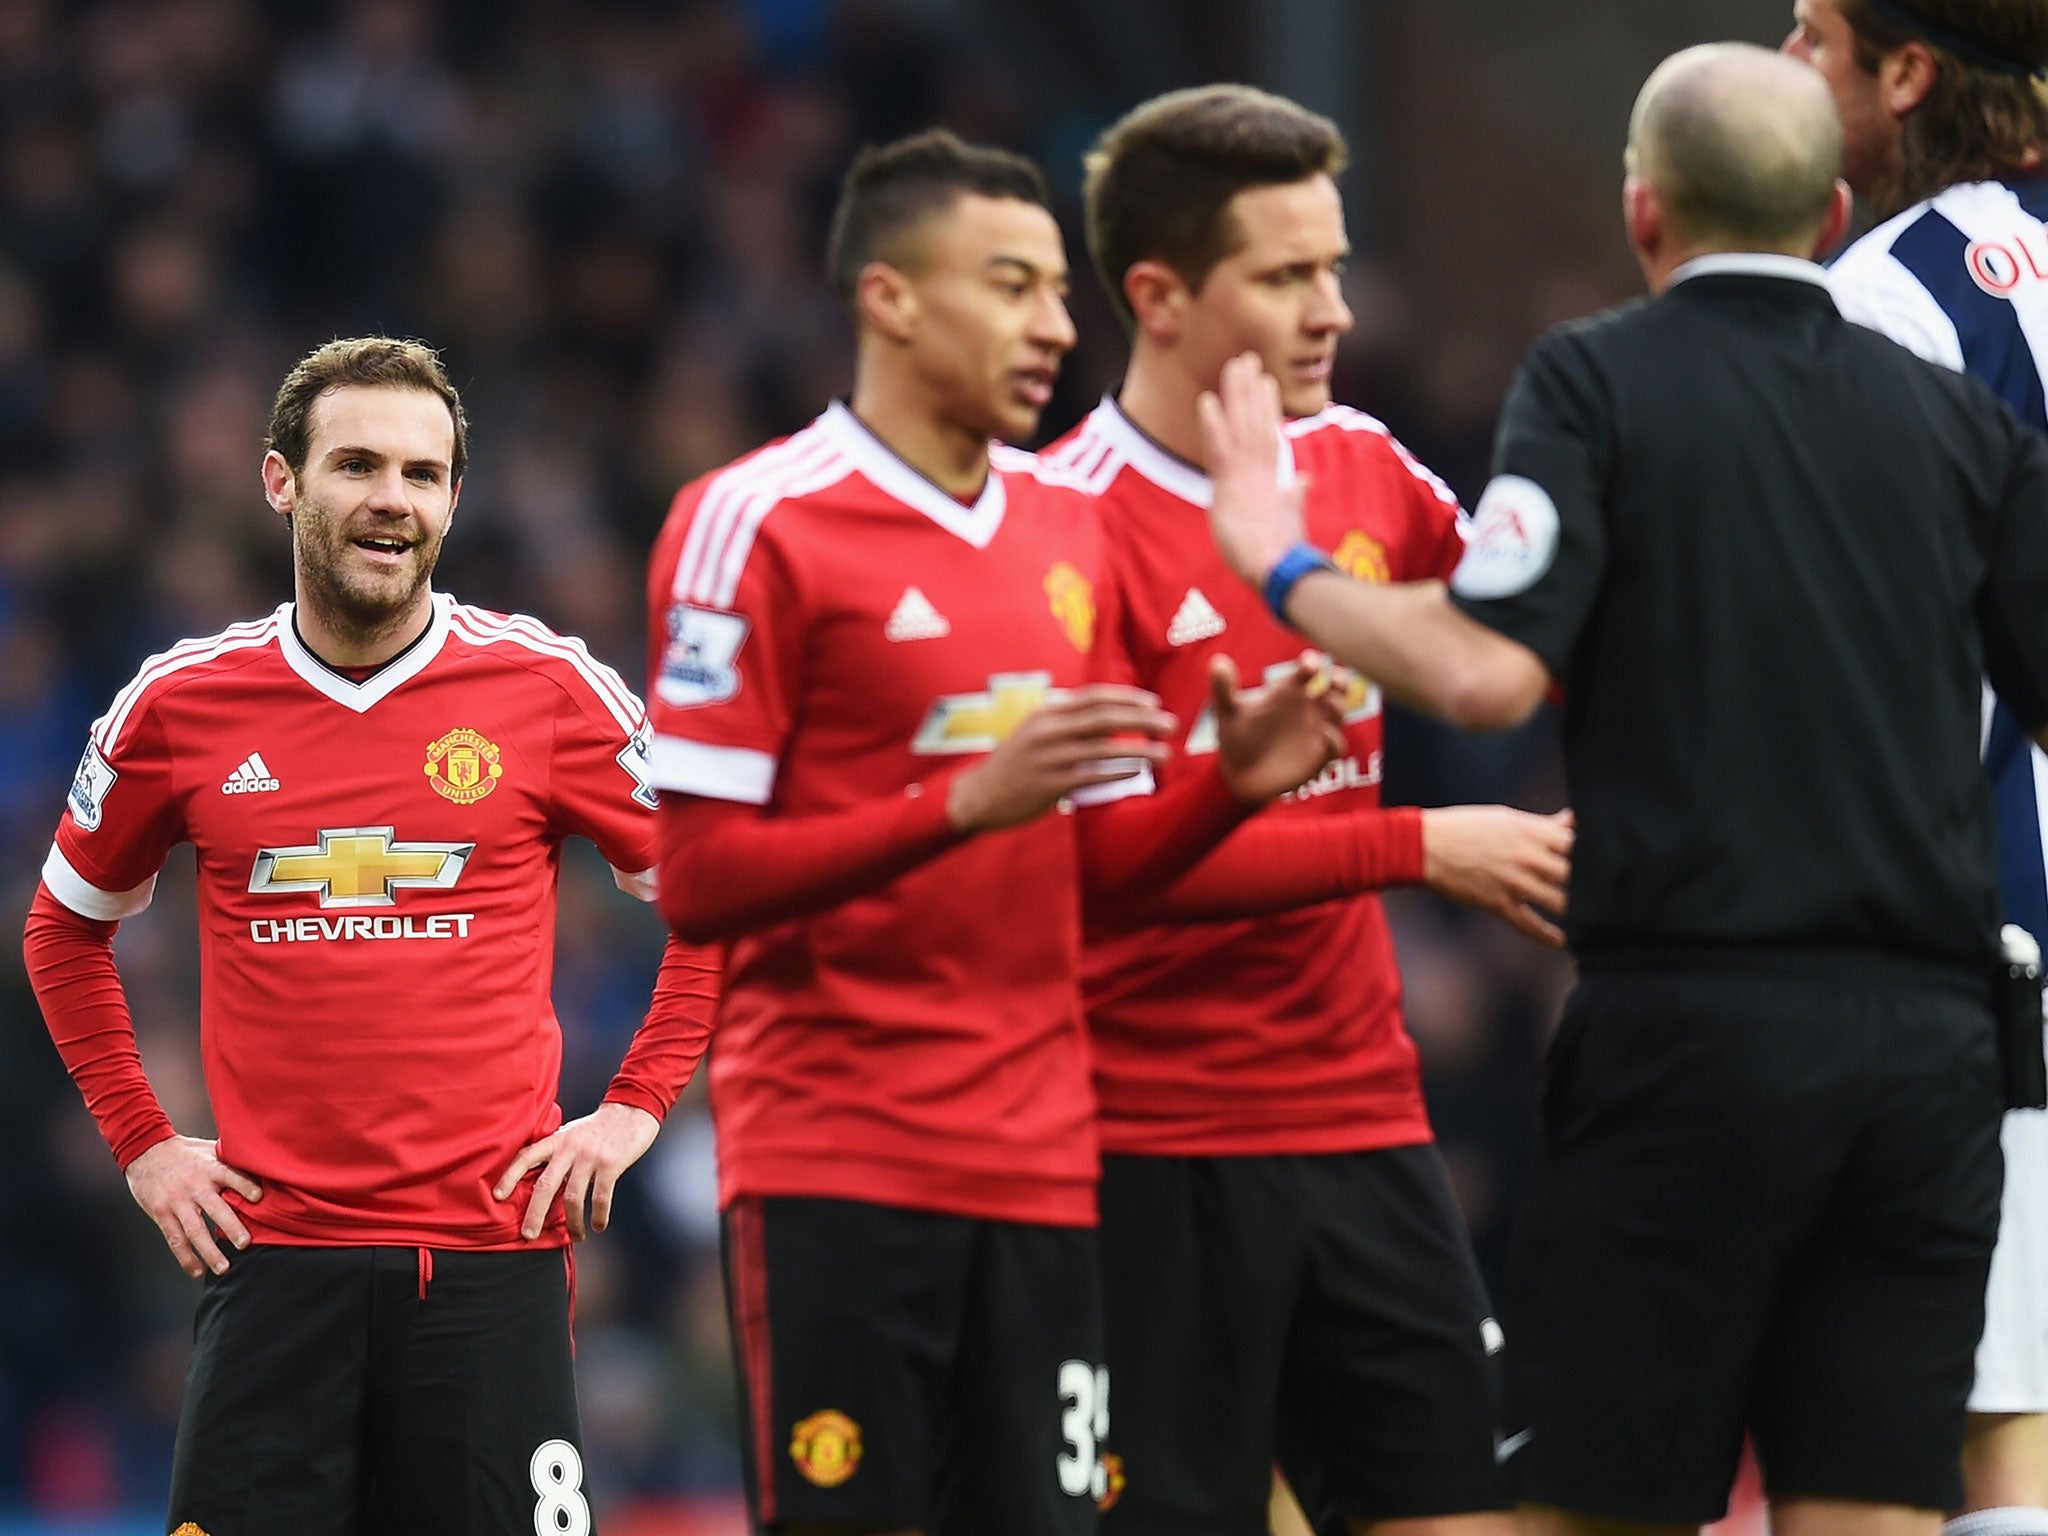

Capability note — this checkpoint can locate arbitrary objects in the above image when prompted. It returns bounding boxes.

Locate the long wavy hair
[1844,0,2048,217]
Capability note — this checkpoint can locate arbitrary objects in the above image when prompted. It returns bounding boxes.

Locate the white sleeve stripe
[673,432,828,607]
[703,451,855,609]
[445,607,646,737]
[1301,405,1463,511]
[42,844,157,920]
[611,865,659,903]
[94,614,282,755]
[675,429,843,608]
[650,735,777,805]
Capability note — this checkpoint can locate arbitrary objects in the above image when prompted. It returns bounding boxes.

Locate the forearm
[23,883,176,1168]
[603,934,721,1119]
[1077,760,1261,907]
[657,787,967,943]
[1085,804,1425,925]
[1283,573,1547,731]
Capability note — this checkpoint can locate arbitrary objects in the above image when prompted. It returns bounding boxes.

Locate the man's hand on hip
[125,1134,262,1278]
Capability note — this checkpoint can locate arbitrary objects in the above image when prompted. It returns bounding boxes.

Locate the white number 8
[530,1438,591,1536]
[1056,1359,1110,1499]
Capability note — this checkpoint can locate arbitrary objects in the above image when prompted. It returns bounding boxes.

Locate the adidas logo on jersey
[885,587,952,642]
[1167,588,1226,646]
[222,753,280,795]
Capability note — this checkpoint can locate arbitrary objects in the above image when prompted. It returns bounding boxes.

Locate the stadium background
[0,0,1786,1529]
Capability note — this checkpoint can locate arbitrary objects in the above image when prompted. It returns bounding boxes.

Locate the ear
[1124,258,1190,344]
[1881,39,1938,118]
[1622,174,1664,264]
[855,260,918,345]
[1812,178,1854,259]
[261,449,297,519]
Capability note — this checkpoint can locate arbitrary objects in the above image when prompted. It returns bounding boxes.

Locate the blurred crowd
[0,0,1581,1521]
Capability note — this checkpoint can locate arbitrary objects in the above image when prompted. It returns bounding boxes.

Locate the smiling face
[1177,174,1354,419]
[897,192,1078,444]
[263,384,459,645]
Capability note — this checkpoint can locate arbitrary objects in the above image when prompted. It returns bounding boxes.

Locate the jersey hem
[1095,1109,1434,1157]
[718,1156,1097,1227]
[239,1215,573,1250]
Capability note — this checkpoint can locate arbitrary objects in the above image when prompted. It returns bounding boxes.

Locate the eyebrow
[988,255,1069,284]
[327,444,451,474]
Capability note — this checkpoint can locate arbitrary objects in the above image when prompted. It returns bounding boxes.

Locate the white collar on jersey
[817,400,1007,548]
[278,590,453,712]
[1085,396,1301,509]
[1669,252,1833,290]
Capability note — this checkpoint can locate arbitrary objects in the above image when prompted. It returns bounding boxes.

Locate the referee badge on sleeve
[1451,475,1560,600]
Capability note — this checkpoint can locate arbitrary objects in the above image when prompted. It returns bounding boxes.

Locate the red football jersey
[1048,397,1466,1155]
[44,594,665,1248]
[646,402,1134,1226]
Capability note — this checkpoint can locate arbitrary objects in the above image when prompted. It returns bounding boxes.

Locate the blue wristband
[1263,542,1336,624]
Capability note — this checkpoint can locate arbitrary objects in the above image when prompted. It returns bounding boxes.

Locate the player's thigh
[168,1244,375,1536]
[364,1247,586,1536]
[1508,968,1861,1526]
[1750,983,2003,1514]
[933,1219,1109,1536]
[725,1195,973,1533]
[1971,1099,2048,1415]
[1277,1145,1509,1525]
[1095,1154,1306,1536]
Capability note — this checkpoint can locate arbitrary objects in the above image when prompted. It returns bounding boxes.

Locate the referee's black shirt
[1450,253,2048,969]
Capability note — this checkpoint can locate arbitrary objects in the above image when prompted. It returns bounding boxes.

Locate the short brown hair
[824,129,1052,322]
[1083,85,1347,329]
[1843,0,2048,218]
[266,337,468,481]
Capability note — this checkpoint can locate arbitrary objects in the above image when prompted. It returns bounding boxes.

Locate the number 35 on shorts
[1056,1360,1111,1501]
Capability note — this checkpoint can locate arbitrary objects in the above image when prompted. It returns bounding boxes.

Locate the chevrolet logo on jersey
[248,828,473,908]
[1185,661,1379,754]
[911,672,1052,754]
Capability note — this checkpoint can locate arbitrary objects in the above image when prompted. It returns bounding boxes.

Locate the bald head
[1628,42,1844,250]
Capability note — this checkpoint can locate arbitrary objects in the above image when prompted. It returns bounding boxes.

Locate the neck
[1640,237,1813,295]
[1116,349,1209,467]
[294,585,435,669]
[848,367,990,496]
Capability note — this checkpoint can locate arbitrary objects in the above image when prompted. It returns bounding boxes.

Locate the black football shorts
[1508,958,2004,1522]
[168,1243,584,1536]
[722,1194,1106,1536]
[1096,1145,1509,1536]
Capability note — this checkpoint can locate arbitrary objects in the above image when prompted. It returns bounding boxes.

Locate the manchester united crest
[424,727,504,805]
[1096,1452,1127,1512]
[1044,562,1095,652]
[1333,530,1390,585]
[789,1408,863,1487]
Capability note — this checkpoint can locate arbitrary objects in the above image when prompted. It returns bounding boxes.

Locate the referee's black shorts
[1508,957,2004,1523]
[167,1243,584,1536]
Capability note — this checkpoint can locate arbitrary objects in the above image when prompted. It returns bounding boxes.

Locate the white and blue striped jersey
[1831,178,2048,948]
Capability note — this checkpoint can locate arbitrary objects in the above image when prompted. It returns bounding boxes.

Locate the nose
[363,465,412,513]
[1782,25,1809,59]
[1310,271,1354,337]
[1033,289,1078,353]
